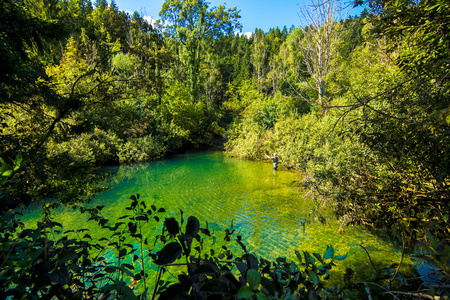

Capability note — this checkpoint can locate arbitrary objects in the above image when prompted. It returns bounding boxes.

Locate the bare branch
[296,0,346,105]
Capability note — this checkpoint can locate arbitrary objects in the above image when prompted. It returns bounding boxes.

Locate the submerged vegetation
[1,0,449,298]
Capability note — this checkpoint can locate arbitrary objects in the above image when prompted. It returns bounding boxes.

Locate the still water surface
[23,151,417,283]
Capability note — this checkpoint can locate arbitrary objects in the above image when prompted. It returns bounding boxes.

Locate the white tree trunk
[297,0,345,106]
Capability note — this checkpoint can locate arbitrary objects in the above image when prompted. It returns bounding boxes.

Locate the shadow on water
[21,151,419,286]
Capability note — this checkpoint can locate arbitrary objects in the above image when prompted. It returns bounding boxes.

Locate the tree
[297,0,344,105]
[344,0,450,239]
[159,0,241,103]
[251,29,267,92]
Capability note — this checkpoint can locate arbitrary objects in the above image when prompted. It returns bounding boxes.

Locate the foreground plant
[0,194,348,299]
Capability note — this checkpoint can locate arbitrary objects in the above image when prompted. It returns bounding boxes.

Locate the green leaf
[247,269,261,291]
[313,252,323,263]
[323,246,334,260]
[2,170,12,177]
[306,269,319,286]
[260,277,275,296]
[119,265,135,278]
[295,250,302,264]
[304,251,315,265]
[237,286,254,299]
[154,242,182,265]
[256,292,268,300]
[13,153,22,171]
[334,253,348,261]
[0,157,7,168]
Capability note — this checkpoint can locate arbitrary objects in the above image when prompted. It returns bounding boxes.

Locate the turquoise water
[22,151,417,284]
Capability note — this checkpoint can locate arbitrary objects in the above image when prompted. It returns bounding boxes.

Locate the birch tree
[297,0,344,106]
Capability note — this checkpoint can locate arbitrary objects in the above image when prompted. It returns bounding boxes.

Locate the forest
[0,0,449,298]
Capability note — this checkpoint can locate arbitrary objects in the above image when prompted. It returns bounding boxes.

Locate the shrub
[47,127,122,165]
[118,135,167,163]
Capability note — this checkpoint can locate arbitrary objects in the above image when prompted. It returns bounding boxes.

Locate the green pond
[22,151,418,285]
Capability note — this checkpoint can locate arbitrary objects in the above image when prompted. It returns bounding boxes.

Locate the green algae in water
[20,151,417,287]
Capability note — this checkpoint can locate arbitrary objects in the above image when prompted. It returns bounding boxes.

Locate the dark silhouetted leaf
[164,217,179,235]
[236,262,248,277]
[159,283,185,298]
[243,253,258,269]
[178,274,190,291]
[128,222,137,234]
[200,279,229,293]
[51,271,68,285]
[185,216,200,237]
[295,250,303,264]
[194,264,215,274]
[276,257,286,263]
[136,215,148,222]
[119,248,127,258]
[200,228,211,236]
[261,277,275,295]
[154,242,182,265]
[58,249,78,263]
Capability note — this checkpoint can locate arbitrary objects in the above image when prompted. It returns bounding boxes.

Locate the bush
[226,92,309,160]
[47,127,122,165]
[118,135,167,163]
[159,82,225,147]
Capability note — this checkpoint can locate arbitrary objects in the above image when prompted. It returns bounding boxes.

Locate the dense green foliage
[1,195,350,299]
[1,0,449,298]
[225,1,450,244]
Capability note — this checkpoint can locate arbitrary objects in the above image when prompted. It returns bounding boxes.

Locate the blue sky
[114,0,362,34]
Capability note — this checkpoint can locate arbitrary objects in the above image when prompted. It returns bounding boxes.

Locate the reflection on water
[21,151,417,284]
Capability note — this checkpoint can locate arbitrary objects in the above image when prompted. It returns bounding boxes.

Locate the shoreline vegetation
[1,0,449,298]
